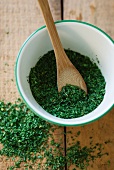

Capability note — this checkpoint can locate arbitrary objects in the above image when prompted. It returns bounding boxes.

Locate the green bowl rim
[15,20,114,126]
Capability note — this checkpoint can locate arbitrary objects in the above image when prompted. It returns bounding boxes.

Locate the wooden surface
[64,0,114,39]
[0,0,64,169]
[64,0,114,169]
[0,0,114,169]
[0,0,61,102]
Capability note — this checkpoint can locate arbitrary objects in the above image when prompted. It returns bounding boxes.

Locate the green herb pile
[67,141,108,169]
[0,99,65,170]
[29,50,106,119]
[0,100,109,170]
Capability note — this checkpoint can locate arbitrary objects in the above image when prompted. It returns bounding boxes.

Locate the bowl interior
[16,21,114,126]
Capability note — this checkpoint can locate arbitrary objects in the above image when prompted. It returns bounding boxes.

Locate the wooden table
[0,0,114,169]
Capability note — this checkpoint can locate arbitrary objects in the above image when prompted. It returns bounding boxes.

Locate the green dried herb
[0,99,53,169]
[29,49,106,119]
[0,99,51,159]
[0,100,110,169]
[66,141,108,169]
[0,99,69,170]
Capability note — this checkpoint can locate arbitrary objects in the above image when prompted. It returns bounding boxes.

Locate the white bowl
[15,20,114,126]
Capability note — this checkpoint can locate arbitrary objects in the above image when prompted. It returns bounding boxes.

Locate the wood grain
[0,0,64,170]
[64,0,114,39]
[64,0,114,169]
[0,0,61,102]
[1,0,114,169]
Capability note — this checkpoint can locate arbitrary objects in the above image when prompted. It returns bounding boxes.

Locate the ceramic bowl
[15,20,114,126]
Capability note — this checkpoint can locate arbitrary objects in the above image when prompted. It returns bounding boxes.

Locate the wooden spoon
[38,0,87,93]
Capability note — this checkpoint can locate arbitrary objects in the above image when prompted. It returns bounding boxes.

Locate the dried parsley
[0,99,66,170]
[66,141,108,169]
[29,49,106,118]
[0,99,51,169]
[0,100,110,169]
[0,99,51,159]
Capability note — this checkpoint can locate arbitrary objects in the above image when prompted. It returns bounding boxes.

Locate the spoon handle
[38,0,67,65]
